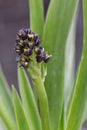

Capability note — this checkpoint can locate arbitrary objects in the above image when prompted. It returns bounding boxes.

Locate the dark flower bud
[16,55,29,68]
[34,46,44,55]
[15,49,21,55]
[21,33,27,40]
[34,47,41,55]
[22,41,28,47]
[21,56,30,62]
[15,46,23,54]
[28,42,34,49]
[20,61,29,68]
[17,28,27,40]
[33,34,40,46]
[36,55,43,63]
[24,48,32,56]
[17,42,24,48]
[15,28,52,68]
[35,38,40,46]
[28,34,34,41]
[17,29,24,36]
[34,34,39,41]
[43,53,52,63]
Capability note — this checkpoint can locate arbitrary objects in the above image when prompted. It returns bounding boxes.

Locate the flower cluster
[14,28,52,68]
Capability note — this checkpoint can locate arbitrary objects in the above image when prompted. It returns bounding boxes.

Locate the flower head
[14,28,52,68]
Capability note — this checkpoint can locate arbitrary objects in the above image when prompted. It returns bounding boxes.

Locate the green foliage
[42,0,79,130]
[0,67,15,119]
[18,67,42,130]
[13,86,30,130]
[0,101,16,130]
[28,0,44,39]
[66,1,87,130]
[0,0,87,130]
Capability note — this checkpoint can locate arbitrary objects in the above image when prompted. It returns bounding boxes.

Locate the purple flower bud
[34,46,44,55]
[44,54,52,63]
[36,55,43,63]
[28,34,34,41]
[15,49,22,55]
[24,48,32,56]
[15,28,52,68]
[34,34,39,40]
[28,42,34,49]
[35,38,40,46]
[20,61,29,68]
[17,28,27,40]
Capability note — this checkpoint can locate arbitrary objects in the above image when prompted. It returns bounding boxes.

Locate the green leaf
[13,86,30,130]
[18,67,42,130]
[59,5,77,130]
[0,118,7,130]
[0,100,17,130]
[83,104,87,123]
[66,1,87,130]
[42,0,79,130]
[0,66,15,120]
[28,0,44,38]
[65,11,77,113]
[59,104,65,130]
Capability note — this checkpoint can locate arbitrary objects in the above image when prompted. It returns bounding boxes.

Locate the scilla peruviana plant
[0,0,87,130]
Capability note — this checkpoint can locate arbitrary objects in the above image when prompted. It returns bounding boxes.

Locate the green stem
[27,68,51,130]
[34,77,50,130]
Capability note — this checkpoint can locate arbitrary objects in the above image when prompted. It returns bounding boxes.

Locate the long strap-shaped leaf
[13,87,30,130]
[64,12,77,113]
[82,0,87,124]
[59,103,65,130]
[66,1,87,130]
[0,67,15,120]
[83,104,87,123]
[18,67,42,130]
[0,101,17,130]
[28,0,44,39]
[42,0,79,130]
[0,118,7,130]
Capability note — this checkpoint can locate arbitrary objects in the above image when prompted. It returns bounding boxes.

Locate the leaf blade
[66,1,87,129]
[0,67,15,120]
[0,118,7,130]
[18,67,42,130]
[83,104,87,123]
[28,0,44,38]
[13,86,30,130]
[65,11,77,114]
[42,0,79,130]
[0,101,17,130]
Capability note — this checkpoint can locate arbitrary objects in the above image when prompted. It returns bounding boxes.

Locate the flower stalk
[27,68,51,130]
